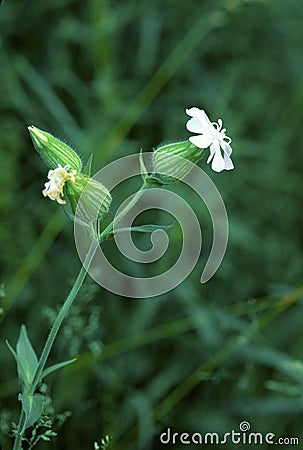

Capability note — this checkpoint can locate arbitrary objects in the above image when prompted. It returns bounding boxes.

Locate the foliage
[1,0,303,449]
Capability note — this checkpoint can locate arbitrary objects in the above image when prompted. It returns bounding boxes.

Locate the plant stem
[13,239,98,450]
[30,239,98,393]
[12,182,149,450]
[12,410,25,450]
[99,181,149,241]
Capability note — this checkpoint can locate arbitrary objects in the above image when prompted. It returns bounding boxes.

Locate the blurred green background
[1,0,303,448]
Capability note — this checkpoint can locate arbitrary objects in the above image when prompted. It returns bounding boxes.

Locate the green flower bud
[28,125,82,171]
[151,140,205,185]
[65,174,112,222]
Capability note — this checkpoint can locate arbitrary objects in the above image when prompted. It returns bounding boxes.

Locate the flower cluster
[29,107,234,220]
[29,126,111,222]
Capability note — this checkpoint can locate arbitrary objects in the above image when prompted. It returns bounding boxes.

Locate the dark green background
[1,0,303,449]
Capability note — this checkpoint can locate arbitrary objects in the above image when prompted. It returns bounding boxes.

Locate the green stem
[12,182,149,450]
[12,239,98,450]
[12,410,25,450]
[31,240,98,392]
[99,181,149,241]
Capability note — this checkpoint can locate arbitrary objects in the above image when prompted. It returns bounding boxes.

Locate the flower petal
[223,152,234,170]
[209,141,225,172]
[189,134,213,149]
[186,117,205,134]
[220,140,232,156]
[207,141,216,163]
[186,107,213,133]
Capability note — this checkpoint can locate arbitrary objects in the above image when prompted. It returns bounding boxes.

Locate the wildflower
[151,141,204,185]
[42,164,76,204]
[186,107,234,172]
[42,164,112,221]
[29,125,112,221]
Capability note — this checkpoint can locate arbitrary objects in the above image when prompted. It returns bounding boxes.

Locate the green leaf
[42,358,77,379]
[83,153,94,176]
[16,325,38,387]
[6,339,18,362]
[115,224,173,234]
[19,393,44,431]
[100,224,173,242]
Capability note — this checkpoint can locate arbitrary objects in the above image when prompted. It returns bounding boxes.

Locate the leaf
[19,393,44,431]
[6,326,38,390]
[42,358,77,379]
[83,153,94,176]
[101,224,173,241]
[6,339,26,381]
[16,325,38,387]
[115,224,173,234]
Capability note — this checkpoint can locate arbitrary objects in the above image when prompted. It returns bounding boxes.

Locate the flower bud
[28,125,82,171]
[65,174,112,222]
[151,140,205,185]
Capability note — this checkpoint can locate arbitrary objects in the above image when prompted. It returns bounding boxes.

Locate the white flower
[42,164,76,204]
[185,107,234,172]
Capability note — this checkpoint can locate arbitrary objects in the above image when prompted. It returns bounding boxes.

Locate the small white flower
[186,107,234,172]
[42,164,76,204]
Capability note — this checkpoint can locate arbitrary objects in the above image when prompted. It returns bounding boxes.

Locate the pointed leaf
[42,358,77,379]
[99,224,173,242]
[20,393,44,431]
[83,153,94,176]
[16,325,38,387]
[6,339,33,392]
[6,339,28,384]
[115,224,173,234]
[6,339,19,363]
